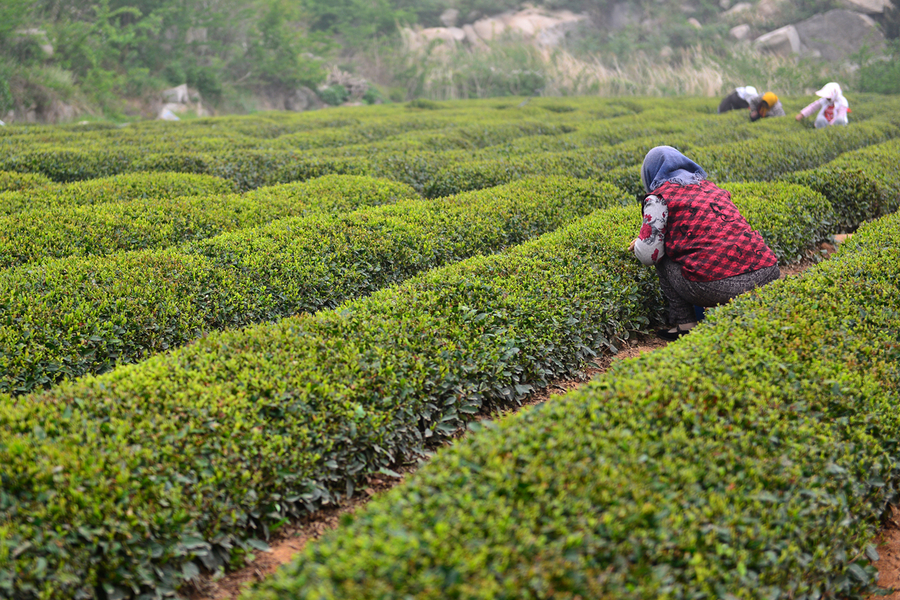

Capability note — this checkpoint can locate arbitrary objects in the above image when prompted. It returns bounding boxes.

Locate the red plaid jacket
[649,180,777,282]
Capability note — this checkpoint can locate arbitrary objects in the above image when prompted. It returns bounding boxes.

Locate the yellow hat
[762,92,778,107]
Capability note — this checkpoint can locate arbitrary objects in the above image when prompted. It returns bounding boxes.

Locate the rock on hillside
[402,7,588,51]
[405,1,894,65]
[753,8,886,59]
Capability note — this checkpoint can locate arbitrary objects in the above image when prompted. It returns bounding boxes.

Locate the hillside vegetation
[1,0,898,123]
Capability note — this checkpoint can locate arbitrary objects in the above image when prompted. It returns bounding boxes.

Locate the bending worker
[628,146,780,340]
[748,92,785,121]
[796,82,849,128]
[717,86,758,113]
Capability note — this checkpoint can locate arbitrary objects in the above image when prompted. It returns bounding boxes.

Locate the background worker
[796,82,849,128]
[748,92,785,121]
[717,86,758,113]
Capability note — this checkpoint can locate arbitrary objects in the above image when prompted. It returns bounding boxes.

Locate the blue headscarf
[640,146,707,194]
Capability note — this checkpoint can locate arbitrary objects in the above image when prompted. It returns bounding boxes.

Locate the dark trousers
[718,91,750,114]
[656,258,780,325]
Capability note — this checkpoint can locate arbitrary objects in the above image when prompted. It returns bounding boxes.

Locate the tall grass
[354,33,858,100]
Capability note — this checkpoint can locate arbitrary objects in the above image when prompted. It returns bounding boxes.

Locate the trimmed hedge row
[0,177,626,396]
[422,135,699,198]
[0,171,235,216]
[783,137,900,232]
[693,120,898,183]
[0,205,659,600]
[419,117,894,199]
[0,175,419,269]
[0,147,142,182]
[248,207,900,600]
[0,170,52,192]
[1,102,894,193]
[0,179,834,599]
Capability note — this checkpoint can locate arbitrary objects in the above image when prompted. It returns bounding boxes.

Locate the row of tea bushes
[784,138,900,231]
[421,134,702,198]
[693,121,898,183]
[1,100,895,191]
[0,180,836,599]
[0,147,143,183]
[267,119,577,154]
[0,206,664,600]
[419,119,896,199]
[0,171,234,216]
[0,175,419,269]
[0,177,626,396]
[1,93,896,155]
[0,170,51,192]
[248,208,900,600]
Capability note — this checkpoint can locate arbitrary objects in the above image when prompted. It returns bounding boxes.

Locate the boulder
[755,0,791,21]
[440,8,459,27]
[447,27,467,42]
[508,14,541,36]
[688,17,702,28]
[795,9,885,61]
[722,3,752,18]
[462,24,486,47]
[839,0,894,13]
[419,27,459,43]
[730,23,752,39]
[404,27,459,52]
[473,17,507,41]
[719,0,732,9]
[161,84,190,104]
[753,24,801,56]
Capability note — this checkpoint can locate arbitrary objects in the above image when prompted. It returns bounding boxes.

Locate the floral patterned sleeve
[634,194,667,266]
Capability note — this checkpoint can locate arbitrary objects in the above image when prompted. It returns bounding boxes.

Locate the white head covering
[735,86,758,102]
[815,82,849,108]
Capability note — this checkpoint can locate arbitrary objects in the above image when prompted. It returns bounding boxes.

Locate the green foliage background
[0,0,896,120]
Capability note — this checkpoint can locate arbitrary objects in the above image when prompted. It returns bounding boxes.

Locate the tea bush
[0,175,418,269]
[0,171,235,216]
[248,209,900,600]
[0,170,52,192]
[0,177,625,395]
[784,138,900,231]
[693,121,898,183]
[0,174,848,598]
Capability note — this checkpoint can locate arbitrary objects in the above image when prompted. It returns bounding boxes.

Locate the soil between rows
[188,240,898,599]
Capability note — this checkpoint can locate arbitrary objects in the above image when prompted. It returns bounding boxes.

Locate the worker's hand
[795,114,803,121]
[628,238,638,253]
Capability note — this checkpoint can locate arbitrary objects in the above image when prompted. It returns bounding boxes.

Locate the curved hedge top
[0,170,52,192]
[247,209,900,600]
[0,175,842,599]
[0,175,420,269]
[0,171,236,216]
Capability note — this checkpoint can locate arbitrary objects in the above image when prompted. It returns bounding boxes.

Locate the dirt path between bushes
[188,238,900,600]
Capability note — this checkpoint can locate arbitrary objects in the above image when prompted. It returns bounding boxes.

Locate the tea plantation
[1,95,898,600]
